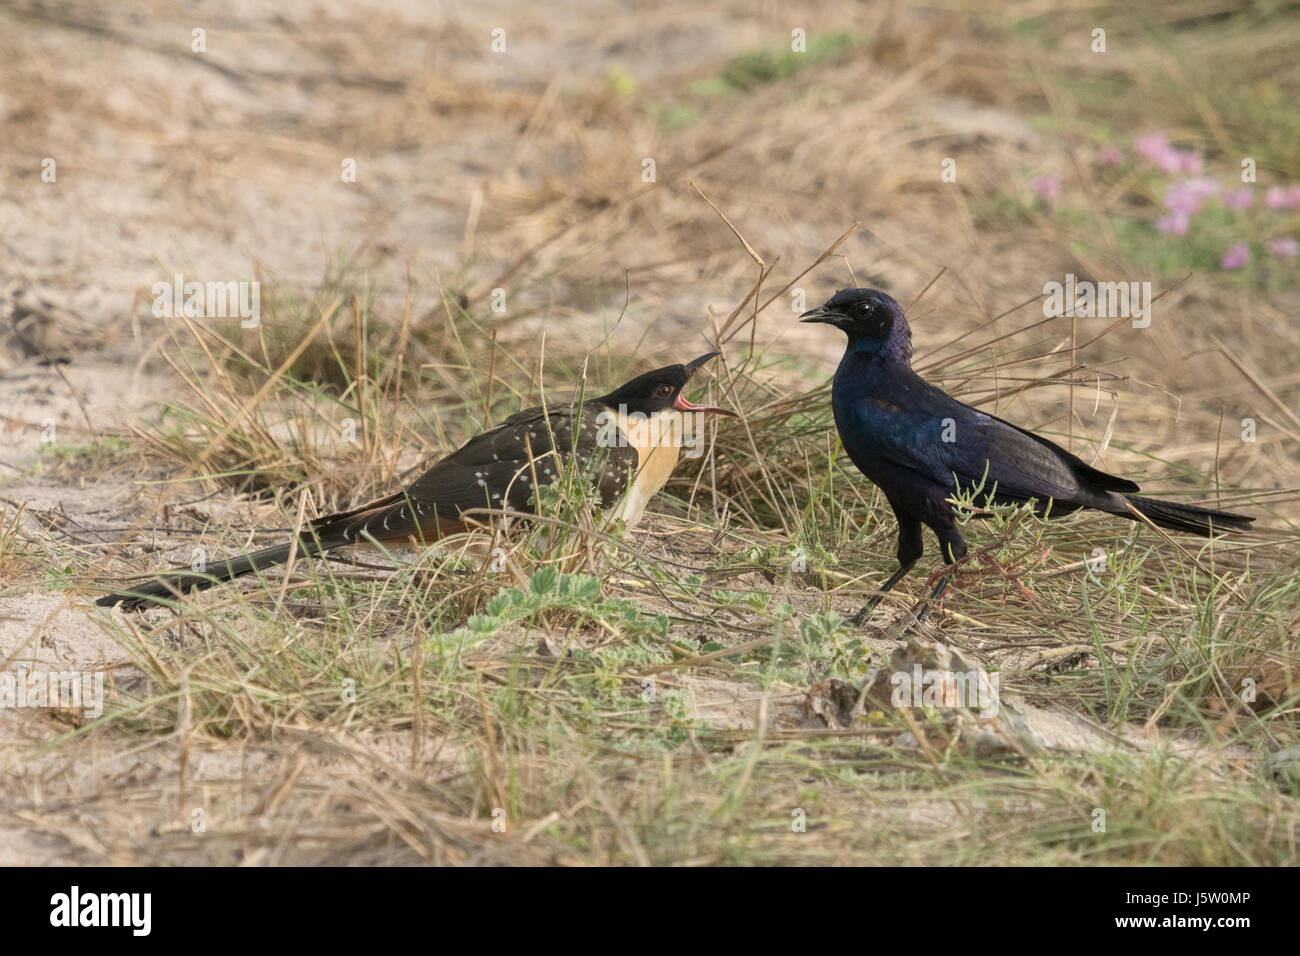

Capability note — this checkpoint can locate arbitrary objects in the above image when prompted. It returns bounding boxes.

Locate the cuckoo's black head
[600,352,734,417]
[800,288,912,363]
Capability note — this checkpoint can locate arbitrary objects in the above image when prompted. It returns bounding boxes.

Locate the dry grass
[2,0,1298,865]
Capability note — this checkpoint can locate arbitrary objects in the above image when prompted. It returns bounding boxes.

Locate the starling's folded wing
[855,376,1138,507]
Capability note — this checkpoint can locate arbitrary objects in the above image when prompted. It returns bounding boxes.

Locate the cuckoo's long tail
[95,538,327,609]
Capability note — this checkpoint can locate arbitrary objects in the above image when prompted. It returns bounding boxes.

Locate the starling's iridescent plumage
[802,288,1253,613]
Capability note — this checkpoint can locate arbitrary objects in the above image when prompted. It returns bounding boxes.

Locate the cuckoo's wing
[309,403,639,546]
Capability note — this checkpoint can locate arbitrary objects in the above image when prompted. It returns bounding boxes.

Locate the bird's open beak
[799,305,842,324]
[677,351,735,416]
[674,393,734,415]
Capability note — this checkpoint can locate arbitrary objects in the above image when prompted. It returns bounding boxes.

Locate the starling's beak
[676,351,734,416]
[799,305,842,325]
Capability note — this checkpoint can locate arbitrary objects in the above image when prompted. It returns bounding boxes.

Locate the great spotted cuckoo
[97,352,731,608]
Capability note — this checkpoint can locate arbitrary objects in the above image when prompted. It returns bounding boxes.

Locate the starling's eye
[653,384,673,398]
[856,301,875,317]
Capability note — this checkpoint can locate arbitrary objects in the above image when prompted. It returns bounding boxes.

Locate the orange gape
[96,353,733,609]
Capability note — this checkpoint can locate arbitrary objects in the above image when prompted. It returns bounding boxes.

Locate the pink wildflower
[1221,188,1252,210]
[1164,178,1219,215]
[1219,242,1250,269]
[1095,145,1123,166]
[1175,151,1204,175]
[1265,185,1300,210]
[1266,237,1299,257]
[1031,174,1061,205]
[1135,133,1203,176]
[1154,211,1190,235]
[1135,133,1168,162]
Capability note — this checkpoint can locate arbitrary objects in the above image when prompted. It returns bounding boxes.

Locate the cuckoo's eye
[653,383,674,398]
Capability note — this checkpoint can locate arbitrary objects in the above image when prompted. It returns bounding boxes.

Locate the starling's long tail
[95,538,327,609]
[1123,495,1254,537]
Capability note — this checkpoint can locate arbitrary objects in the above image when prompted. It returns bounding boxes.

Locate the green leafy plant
[437,568,671,652]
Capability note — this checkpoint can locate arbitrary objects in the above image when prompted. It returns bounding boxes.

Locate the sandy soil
[2,1,1293,864]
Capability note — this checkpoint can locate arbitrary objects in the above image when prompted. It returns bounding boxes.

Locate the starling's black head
[601,352,734,417]
[800,288,912,363]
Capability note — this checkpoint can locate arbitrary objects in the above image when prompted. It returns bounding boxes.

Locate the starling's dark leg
[850,513,924,625]
[910,528,968,624]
